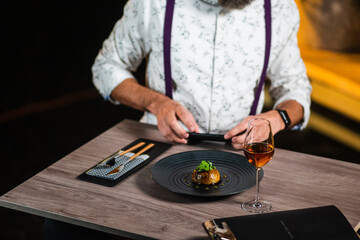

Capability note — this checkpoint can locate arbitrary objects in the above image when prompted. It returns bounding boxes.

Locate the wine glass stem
[255,167,261,205]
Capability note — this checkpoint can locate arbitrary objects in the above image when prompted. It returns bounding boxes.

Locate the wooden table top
[1,119,359,239]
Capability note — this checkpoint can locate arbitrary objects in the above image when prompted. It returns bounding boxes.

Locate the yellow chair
[295,0,360,151]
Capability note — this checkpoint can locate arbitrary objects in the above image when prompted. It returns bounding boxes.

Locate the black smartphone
[187,132,230,142]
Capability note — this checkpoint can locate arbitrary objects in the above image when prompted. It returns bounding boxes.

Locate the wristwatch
[276,109,291,130]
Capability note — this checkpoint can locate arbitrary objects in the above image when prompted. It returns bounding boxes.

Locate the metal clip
[207,220,236,240]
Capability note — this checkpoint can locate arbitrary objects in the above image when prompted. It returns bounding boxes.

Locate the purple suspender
[250,0,272,115]
[163,0,175,99]
[163,0,272,115]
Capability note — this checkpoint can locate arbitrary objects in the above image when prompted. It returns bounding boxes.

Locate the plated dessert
[151,150,259,197]
[191,160,220,185]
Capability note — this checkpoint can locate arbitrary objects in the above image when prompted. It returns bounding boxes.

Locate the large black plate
[151,150,263,197]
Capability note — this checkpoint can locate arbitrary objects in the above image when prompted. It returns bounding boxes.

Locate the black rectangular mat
[78,138,172,187]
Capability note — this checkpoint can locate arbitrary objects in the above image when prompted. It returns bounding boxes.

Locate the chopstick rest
[86,143,152,180]
[107,143,155,175]
[93,142,146,169]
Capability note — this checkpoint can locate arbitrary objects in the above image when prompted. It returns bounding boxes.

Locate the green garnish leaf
[195,160,216,172]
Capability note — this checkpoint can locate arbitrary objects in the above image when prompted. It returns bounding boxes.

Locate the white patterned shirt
[92,0,312,133]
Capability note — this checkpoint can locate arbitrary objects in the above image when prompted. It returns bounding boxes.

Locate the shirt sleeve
[267,2,312,130]
[91,0,151,103]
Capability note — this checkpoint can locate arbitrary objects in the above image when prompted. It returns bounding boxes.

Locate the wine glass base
[241,200,272,213]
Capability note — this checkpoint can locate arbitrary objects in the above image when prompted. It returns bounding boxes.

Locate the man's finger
[224,116,255,139]
[232,134,245,145]
[168,119,189,139]
[231,142,244,150]
[175,105,199,133]
[225,123,246,139]
[158,121,188,144]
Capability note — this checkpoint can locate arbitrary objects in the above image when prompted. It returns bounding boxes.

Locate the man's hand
[224,100,303,149]
[224,111,283,149]
[111,78,199,144]
[148,96,200,144]
[224,115,256,149]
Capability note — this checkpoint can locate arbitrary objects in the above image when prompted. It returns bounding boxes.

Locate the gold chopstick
[127,143,154,161]
[118,142,145,156]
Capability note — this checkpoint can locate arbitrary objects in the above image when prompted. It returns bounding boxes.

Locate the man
[92,0,312,148]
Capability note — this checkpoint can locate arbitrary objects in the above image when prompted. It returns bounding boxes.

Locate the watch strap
[276,109,291,130]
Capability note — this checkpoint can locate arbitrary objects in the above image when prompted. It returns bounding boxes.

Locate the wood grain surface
[1,119,359,239]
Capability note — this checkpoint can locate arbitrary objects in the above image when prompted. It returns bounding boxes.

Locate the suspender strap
[163,0,272,115]
[163,0,175,99]
[250,0,272,115]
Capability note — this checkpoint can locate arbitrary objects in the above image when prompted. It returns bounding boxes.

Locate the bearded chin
[218,0,255,9]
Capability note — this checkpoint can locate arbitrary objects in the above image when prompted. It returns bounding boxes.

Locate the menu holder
[203,205,359,240]
[78,138,172,187]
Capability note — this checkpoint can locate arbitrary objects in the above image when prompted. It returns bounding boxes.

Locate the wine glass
[241,118,274,213]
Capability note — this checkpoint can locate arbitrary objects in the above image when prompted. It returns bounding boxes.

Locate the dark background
[1,1,359,239]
